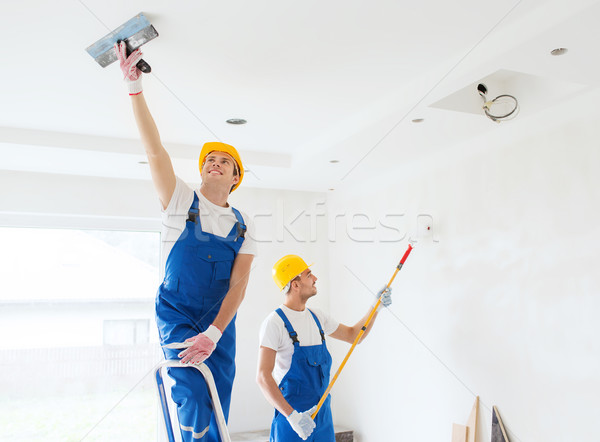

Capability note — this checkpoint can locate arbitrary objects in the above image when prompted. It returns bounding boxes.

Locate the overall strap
[229,206,246,242]
[275,308,300,347]
[307,309,326,343]
[186,193,201,226]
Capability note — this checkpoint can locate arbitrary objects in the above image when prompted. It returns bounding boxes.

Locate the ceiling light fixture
[138,161,148,164]
[412,118,424,123]
[550,48,568,56]
[226,118,247,125]
[329,160,339,164]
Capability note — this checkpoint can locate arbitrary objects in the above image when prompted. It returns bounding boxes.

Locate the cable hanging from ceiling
[477,83,519,123]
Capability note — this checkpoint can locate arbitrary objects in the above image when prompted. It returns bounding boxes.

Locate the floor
[230,427,354,441]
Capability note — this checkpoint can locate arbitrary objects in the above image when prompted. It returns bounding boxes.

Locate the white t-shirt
[160,176,257,269]
[259,305,339,385]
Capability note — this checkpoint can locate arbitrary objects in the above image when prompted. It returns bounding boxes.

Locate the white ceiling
[1,0,599,192]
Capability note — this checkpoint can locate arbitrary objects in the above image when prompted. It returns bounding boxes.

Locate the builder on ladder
[115,43,257,441]
[257,256,390,441]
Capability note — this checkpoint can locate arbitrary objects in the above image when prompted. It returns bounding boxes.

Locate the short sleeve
[259,313,283,351]
[162,176,194,216]
[237,210,258,257]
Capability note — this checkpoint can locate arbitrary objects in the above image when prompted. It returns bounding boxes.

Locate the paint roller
[85,13,158,73]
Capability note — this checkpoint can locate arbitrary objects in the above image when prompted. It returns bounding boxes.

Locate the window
[104,319,151,346]
[0,227,162,440]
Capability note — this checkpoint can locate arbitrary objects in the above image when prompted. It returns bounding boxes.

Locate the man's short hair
[282,275,301,295]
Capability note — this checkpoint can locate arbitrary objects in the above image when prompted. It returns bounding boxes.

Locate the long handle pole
[311,243,413,419]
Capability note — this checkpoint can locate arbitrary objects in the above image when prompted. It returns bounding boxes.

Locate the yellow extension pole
[311,243,414,420]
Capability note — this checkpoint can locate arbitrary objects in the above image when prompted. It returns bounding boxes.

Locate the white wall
[325,91,600,441]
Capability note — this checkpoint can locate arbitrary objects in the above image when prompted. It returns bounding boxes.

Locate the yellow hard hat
[272,255,312,290]
[199,142,244,191]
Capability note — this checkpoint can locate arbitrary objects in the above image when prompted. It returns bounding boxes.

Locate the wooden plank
[451,423,467,442]
[491,406,510,442]
[466,396,478,442]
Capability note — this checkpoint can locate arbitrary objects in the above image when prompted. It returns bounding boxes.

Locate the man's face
[297,268,318,298]
[201,151,239,189]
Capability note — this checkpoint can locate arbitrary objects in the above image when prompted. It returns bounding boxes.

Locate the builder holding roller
[257,255,391,441]
[114,43,256,442]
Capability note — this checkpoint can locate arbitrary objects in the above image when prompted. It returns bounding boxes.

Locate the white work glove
[178,325,222,365]
[287,406,317,440]
[376,287,392,311]
[114,41,143,95]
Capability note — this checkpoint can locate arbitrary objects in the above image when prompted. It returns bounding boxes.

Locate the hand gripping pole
[155,360,231,442]
[311,243,414,419]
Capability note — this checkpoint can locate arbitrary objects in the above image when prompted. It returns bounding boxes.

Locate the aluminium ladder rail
[155,360,231,442]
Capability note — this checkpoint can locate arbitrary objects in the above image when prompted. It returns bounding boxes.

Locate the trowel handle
[137,59,151,74]
[119,40,152,74]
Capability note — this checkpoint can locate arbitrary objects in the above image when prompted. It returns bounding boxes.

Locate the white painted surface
[326,90,600,441]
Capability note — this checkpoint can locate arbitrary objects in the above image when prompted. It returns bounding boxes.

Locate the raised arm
[329,287,392,344]
[130,93,176,209]
[329,308,380,344]
[115,42,175,209]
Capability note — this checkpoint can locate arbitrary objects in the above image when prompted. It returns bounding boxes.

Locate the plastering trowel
[85,13,158,73]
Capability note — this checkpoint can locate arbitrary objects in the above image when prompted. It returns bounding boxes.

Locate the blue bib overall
[156,192,245,442]
[271,308,335,442]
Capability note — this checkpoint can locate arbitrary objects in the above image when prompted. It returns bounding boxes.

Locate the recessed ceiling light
[550,48,568,56]
[412,118,425,123]
[329,160,340,163]
[226,118,247,125]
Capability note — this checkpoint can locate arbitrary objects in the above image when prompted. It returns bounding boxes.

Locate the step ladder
[155,360,231,442]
